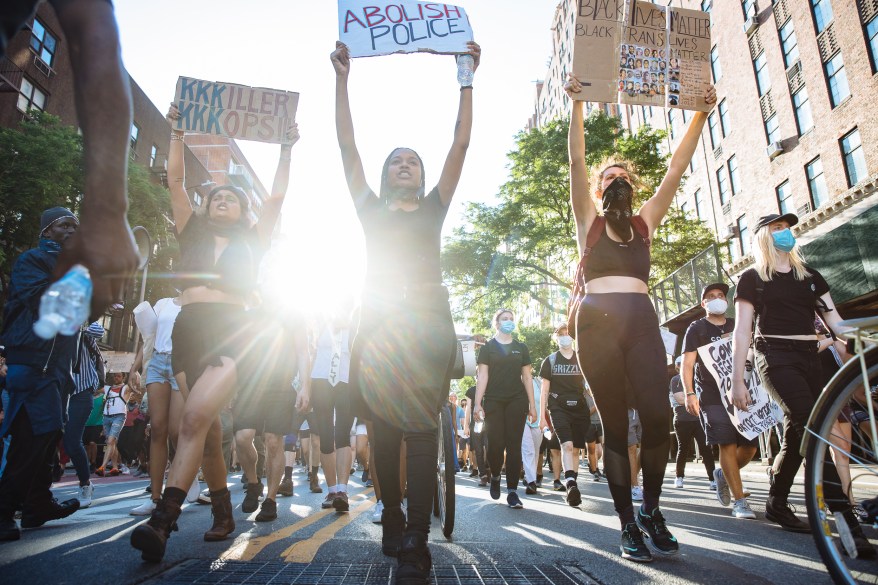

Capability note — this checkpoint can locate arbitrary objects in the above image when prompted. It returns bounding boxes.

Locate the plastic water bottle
[33,264,93,339]
[457,54,474,87]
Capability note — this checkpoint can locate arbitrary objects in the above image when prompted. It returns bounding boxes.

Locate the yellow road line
[281,493,377,563]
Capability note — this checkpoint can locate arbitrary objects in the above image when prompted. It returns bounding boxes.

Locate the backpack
[567,216,650,338]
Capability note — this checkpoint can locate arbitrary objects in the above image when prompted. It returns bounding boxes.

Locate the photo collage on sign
[618,44,667,98]
[668,50,682,106]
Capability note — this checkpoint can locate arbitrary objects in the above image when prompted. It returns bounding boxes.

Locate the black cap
[701,282,729,299]
[39,206,78,235]
[755,213,798,233]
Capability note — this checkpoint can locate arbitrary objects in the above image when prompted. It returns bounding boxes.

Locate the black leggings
[673,419,715,480]
[484,396,528,491]
[311,380,354,455]
[576,293,670,526]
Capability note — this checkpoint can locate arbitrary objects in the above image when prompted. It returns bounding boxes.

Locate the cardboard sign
[571,0,626,103]
[697,338,780,440]
[618,1,667,107]
[668,6,712,111]
[104,351,136,374]
[339,1,473,58]
[173,77,299,144]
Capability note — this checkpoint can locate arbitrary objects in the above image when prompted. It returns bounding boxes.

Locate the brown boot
[130,497,182,563]
[203,490,235,542]
[310,470,322,493]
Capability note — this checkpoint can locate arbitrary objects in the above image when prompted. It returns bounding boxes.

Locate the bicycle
[803,315,878,584]
[433,399,456,539]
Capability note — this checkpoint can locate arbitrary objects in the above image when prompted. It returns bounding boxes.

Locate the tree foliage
[442,110,716,330]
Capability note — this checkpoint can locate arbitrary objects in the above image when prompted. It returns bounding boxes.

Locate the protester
[668,355,715,492]
[584,386,604,482]
[96,372,132,476]
[464,380,489,485]
[521,375,543,496]
[474,309,536,510]
[566,74,716,562]
[0,207,82,541]
[128,108,303,563]
[731,214,873,556]
[332,39,478,584]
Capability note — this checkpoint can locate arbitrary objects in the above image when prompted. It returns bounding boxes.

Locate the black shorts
[541,431,561,451]
[171,303,251,387]
[700,404,759,448]
[82,424,103,445]
[548,406,590,449]
[233,390,295,436]
[584,421,603,444]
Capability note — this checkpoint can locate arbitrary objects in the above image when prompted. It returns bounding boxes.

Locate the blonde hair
[752,227,809,281]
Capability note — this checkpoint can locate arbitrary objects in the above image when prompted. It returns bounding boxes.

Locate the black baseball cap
[755,213,798,233]
[701,282,729,299]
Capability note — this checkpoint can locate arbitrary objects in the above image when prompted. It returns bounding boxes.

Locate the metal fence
[650,244,723,324]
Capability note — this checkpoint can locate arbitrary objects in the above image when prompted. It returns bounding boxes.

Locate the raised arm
[437,42,480,206]
[331,42,373,208]
[165,105,194,233]
[565,76,597,256]
[256,124,300,246]
[639,87,716,233]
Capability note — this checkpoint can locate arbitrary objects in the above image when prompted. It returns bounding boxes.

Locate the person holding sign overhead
[331,39,479,585]
[565,74,715,563]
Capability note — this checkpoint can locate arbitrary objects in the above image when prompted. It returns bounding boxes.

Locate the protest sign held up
[619,1,667,108]
[173,77,299,144]
[339,1,473,58]
[571,0,626,103]
[668,6,712,111]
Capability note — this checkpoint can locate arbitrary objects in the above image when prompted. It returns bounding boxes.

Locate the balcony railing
[0,56,24,93]
[650,244,723,325]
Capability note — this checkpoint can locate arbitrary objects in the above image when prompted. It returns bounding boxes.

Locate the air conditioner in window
[721,224,739,240]
[722,202,732,216]
[797,202,812,217]
[33,54,53,78]
[766,141,784,159]
[742,16,758,36]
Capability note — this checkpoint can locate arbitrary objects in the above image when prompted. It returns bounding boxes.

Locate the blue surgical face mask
[771,228,796,252]
[499,320,516,334]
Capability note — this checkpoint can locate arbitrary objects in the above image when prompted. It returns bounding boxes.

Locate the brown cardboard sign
[619,1,667,108]
[668,6,712,112]
[571,0,626,103]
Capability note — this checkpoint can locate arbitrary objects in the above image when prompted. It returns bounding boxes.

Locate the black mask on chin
[601,177,634,240]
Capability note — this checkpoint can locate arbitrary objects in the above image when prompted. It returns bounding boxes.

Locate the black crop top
[175,214,263,296]
[582,220,651,284]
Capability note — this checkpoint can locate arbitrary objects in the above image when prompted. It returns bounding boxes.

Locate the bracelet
[686,392,697,397]
[460,85,473,91]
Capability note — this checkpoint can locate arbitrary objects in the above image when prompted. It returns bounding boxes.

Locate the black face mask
[601,177,634,240]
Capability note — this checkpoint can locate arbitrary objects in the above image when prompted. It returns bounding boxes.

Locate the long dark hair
[379,147,426,205]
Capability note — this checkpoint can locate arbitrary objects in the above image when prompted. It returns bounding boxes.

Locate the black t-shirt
[668,374,698,422]
[176,215,263,296]
[682,317,735,407]
[734,267,830,335]
[357,186,448,291]
[539,351,586,409]
[477,338,530,402]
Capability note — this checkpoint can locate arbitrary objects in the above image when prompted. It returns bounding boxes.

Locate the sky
[113,0,560,316]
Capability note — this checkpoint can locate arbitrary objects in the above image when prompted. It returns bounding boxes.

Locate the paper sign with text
[173,77,299,144]
[571,0,626,103]
[668,5,712,111]
[618,1,667,108]
[339,1,473,58]
[697,338,780,440]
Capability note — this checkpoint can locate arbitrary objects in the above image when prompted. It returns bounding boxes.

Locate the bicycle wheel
[436,405,456,539]
[804,345,878,584]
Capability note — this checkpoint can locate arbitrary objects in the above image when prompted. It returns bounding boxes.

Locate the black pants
[673,419,715,479]
[471,429,488,477]
[0,409,61,520]
[484,396,528,491]
[311,380,355,455]
[756,339,847,509]
[576,293,671,525]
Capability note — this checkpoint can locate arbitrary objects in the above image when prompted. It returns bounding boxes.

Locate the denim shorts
[102,414,125,439]
[145,352,179,391]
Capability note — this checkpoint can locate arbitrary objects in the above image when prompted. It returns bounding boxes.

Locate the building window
[701,0,711,12]
[17,77,46,113]
[718,99,730,137]
[682,109,691,124]
[708,111,721,149]
[867,17,878,73]
[776,181,794,214]
[840,128,868,186]
[811,0,834,35]
[754,51,771,96]
[792,87,814,135]
[825,53,851,107]
[695,189,706,220]
[779,19,800,68]
[29,18,57,67]
[710,45,722,82]
[738,215,751,256]
[150,144,158,167]
[130,124,139,151]
[742,0,756,19]
[728,155,741,195]
[806,157,829,208]
[717,166,730,205]
[765,114,780,144]
[681,201,690,217]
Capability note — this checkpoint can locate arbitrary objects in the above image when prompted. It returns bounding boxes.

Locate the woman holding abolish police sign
[330,39,479,585]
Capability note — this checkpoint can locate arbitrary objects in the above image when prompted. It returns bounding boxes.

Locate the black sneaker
[381,506,405,558]
[620,522,652,563]
[242,482,263,514]
[565,482,582,507]
[20,498,80,528]
[469,469,479,478]
[255,498,277,522]
[765,496,810,533]
[0,519,20,541]
[396,533,432,585]
[507,491,524,509]
[553,479,564,491]
[525,482,538,495]
[636,507,679,556]
[489,476,501,500]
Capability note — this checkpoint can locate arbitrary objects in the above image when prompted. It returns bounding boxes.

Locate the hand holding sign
[282,122,300,148]
[731,378,751,412]
[564,73,584,98]
[331,41,352,78]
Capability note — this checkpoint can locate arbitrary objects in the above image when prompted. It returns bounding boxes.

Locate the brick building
[531,0,878,336]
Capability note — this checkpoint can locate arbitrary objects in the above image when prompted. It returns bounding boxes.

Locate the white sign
[697,338,780,440]
[339,1,473,58]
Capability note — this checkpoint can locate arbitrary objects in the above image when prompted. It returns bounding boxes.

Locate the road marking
[281,492,376,563]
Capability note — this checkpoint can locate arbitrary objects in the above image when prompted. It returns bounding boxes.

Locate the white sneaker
[732,499,756,519]
[372,500,384,524]
[713,468,731,507]
[187,477,201,503]
[674,477,684,489]
[709,481,717,491]
[119,464,130,475]
[130,499,157,516]
[631,486,643,502]
[78,483,94,508]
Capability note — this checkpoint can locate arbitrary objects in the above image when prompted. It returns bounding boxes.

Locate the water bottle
[33,264,93,339]
[543,429,552,441]
[457,54,474,87]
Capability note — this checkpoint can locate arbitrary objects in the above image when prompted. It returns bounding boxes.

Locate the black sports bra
[582,222,650,284]
[175,215,261,296]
